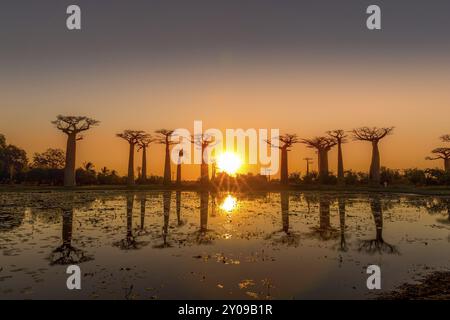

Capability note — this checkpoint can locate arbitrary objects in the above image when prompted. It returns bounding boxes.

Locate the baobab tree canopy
[301,136,337,151]
[52,115,99,136]
[427,148,450,160]
[351,127,394,142]
[327,130,348,143]
[116,130,150,144]
[441,134,450,143]
[267,133,299,150]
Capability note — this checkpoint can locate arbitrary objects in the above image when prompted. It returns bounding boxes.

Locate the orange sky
[1,56,449,180]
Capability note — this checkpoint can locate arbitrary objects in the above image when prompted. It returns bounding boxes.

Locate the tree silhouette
[137,135,154,182]
[2,145,27,183]
[155,129,176,185]
[327,130,348,185]
[351,127,394,185]
[192,133,215,185]
[266,134,299,185]
[33,148,65,169]
[301,136,337,182]
[426,148,450,172]
[52,115,99,187]
[117,130,150,186]
[441,134,450,143]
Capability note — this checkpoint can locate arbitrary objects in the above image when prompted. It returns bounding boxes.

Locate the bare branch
[266,133,299,149]
[426,147,450,160]
[301,136,337,151]
[327,129,348,143]
[440,134,450,143]
[154,129,176,145]
[351,127,394,142]
[117,130,151,145]
[52,115,99,135]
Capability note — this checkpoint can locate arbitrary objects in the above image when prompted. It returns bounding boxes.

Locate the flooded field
[0,190,449,300]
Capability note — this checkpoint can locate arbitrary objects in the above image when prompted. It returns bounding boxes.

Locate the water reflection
[358,195,399,255]
[1,190,449,299]
[114,193,148,250]
[220,194,237,212]
[338,196,348,252]
[49,197,92,265]
[310,195,338,241]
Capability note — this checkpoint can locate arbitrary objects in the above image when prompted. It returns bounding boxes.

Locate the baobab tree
[192,133,215,185]
[137,135,154,182]
[155,129,176,185]
[351,127,394,185]
[266,134,299,185]
[52,115,99,187]
[426,148,450,172]
[441,134,450,143]
[327,130,348,185]
[117,130,150,186]
[301,136,337,182]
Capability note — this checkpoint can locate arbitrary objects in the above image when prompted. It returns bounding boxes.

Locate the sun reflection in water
[220,195,237,213]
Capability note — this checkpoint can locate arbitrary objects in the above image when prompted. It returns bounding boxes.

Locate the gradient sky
[1,0,450,179]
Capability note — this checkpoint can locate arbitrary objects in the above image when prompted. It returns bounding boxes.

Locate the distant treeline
[1,132,449,187]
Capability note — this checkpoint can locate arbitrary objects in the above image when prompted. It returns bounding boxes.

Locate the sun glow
[216,152,242,176]
[220,195,237,212]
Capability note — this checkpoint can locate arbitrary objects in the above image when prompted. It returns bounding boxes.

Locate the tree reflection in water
[358,194,399,255]
[309,195,338,241]
[114,193,148,250]
[338,196,348,252]
[49,197,93,265]
[153,191,172,248]
[265,191,300,247]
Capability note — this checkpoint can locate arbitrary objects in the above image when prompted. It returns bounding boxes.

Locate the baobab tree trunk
[176,191,182,225]
[445,158,450,172]
[369,141,381,184]
[176,163,182,186]
[318,149,329,180]
[337,142,344,185]
[200,145,209,185]
[280,147,288,185]
[127,143,135,185]
[163,143,171,185]
[64,133,77,187]
[141,146,147,181]
[200,163,209,185]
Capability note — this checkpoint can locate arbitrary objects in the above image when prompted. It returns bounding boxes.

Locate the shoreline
[376,270,450,300]
[1,184,449,196]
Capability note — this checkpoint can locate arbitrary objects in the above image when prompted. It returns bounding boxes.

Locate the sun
[216,152,242,176]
